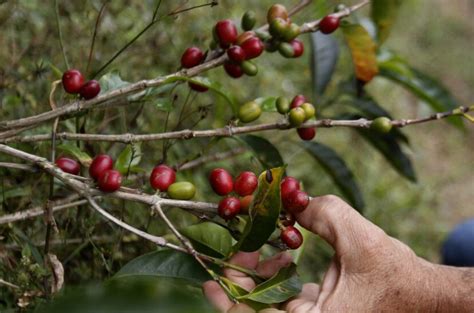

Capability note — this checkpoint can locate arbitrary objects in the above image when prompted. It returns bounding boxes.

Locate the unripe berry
[234,171,258,196]
[218,197,241,220]
[290,95,306,109]
[283,190,309,214]
[167,182,196,200]
[227,46,246,63]
[276,96,290,114]
[238,100,262,123]
[89,154,114,181]
[371,117,393,133]
[280,226,303,249]
[319,15,340,34]
[79,80,101,100]
[224,62,244,78]
[62,69,84,94]
[281,23,300,42]
[236,31,256,46]
[289,107,306,127]
[188,82,209,92]
[209,168,234,196]
[290,39,304,58]
[214,19,238,48]
[150,164,176,192]
[240,37,264,59]
[241,60,258,76]
[278,42,294,58]
[240,195,254,213]
[297,127,316,141]
[241,10,257,31]
[280,176,300,200]
[181,47,204,69]
[55,157,80,175]
[300,102,316,120]
[280,212,296,227]
[267,4,288,23]
[98,169,122,192]
[269,18,289,38]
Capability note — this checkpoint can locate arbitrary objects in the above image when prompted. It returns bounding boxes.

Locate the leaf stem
[54,0,69,69]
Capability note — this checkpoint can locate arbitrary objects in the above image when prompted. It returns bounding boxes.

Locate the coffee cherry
[55,157,80,175]
[267,4,288,23]
[255,29,271,41]
[371,117,393,133]
[209,168,233,196]
[276,96,290,114]
[289,107,306,127]
[297,127,316,141]
[281,176,300,199]
[214,19,238,48]
[188,82,209,92]
[79,80,101,100]
[290,39,304,58]
[283,190,309,214]
[300,102,316,120]
[240,37,264,59]
[280,226,303,249]
[181,47,204,69]
[224,62,244,78]
[218,197,241,220]
[319,15,340,34]
[269,18,289,38]
[241,60,258,76]
[236,31,256,46]
[62,69,84,94]
[238,100,262,123]
[89,154,114,181]
[278,42,294,58]
[150,164,176,192]
[98,169,122,192]
[290,95,306,109]
[240,195,254,213]
[167,182,196,200]
[234,171,258,196]
[281,23,300,42]
[241,10,256,31]
[280,212,296,227]
[227,46,246,63]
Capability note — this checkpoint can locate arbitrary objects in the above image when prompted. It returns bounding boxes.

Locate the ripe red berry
[290,39,304,58]
[297,127,316,141]
[280,226,303,249]
[280,176,300,200]
[227,46,246,63]
[55,157,80,175]
[240,37,264,60]
[62,69,84,94]
[188,82,209,92]
[214,19,238,48]
[97,169,122,192]
[209,168,234,196]
[290,95,306,109]
[89,154,114,181]
[218,197,241,220]
[79,80,101,100]
[224,62,244,78]
[150,165,176,192]
[234,171,258,196]
[283,190,309,214]
[181,47,205,69]
[319,15,340,34]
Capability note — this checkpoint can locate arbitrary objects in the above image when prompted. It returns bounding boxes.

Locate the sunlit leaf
[255,97,277,112]
[371,0,402,44]
[57,143,92,166]
[181,222,233,258]
[99,72,130,94]
[221,277,269,311]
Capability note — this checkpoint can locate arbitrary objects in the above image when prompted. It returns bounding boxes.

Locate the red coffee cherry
[227,46,246,63]
[224,62,244,78]
[218,197,241,220]
[234,171,258,196]
[55,157,80,175]
[297,127,316,141]
[280,226,303,249]
[150,165,176,192]
[97,169,122,192]
[280,212,296,227]
[240,37,264,59]
[319,15,340,34]
[89,154,114,181]
[280,176,300,199]
[79,80,101,100]
[236,31,256,46]
[209,168,234,196]
[62,69,84,94]
[181,47,205,69]
[188,82,209,92]
[214,19,238,48]
[290,94,306,109]
[283,190,309,214]
[290,39,304,58]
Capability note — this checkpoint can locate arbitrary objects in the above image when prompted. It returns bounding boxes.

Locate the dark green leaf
[310,32,340,96]
[57,143,92,165]
[239,264,302,304]
[115,249,211,285]
[371,0,402,44]
[181,222,233,258]
[239,135,284,169]
[115,144,142,175]
[303,142,364,210]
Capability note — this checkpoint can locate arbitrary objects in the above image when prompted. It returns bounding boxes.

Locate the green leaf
[181,222,233,258]
[303,142,364,211]
[238,264,302,304]
[0,187,31,203]
[310,32,340,96]
[378,52,463,128]
[255,97,277,112]
[341,23,379,83]
[99,72,130,94]
[371,0,402,44]
[221,277,269,311]
[57,143,92,165]
[234,167,285,252]
[239,135,284,169]
[115,249,211,285]
[115,144,142,175]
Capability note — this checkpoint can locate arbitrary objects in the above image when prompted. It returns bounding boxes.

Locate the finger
[203,280,234,313]
[223,251,260,291]
[282,283,320,312]
[227,303,256,313]
[256,252,293,279]
[314,259,339,311]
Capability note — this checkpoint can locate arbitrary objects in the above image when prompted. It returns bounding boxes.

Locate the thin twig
[86,1,109,75]
[54,0,69,69]
[177,147,246,171]
[0,278,20,290]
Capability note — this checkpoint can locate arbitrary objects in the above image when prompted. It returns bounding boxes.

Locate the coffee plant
[0,0,472,311]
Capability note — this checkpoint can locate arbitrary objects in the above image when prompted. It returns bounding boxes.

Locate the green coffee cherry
[276,96,290,114]
[167,182,196,200]
[241,60,258,76]
[278,42,294,58]
[289,107,306,127]
[269,18,289,38]
[255,30,271,41]
[239,100,262,123]
[300,102,316,120]
[371,117,393,133]
[281,23,301,42]
[241,10,257,31]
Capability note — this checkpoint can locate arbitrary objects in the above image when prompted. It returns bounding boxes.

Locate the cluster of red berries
[276,94,317,141]
[62,69,101,100]
[149,164,196,200]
